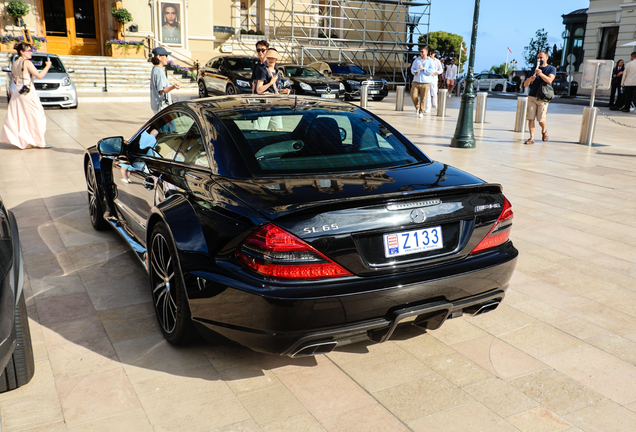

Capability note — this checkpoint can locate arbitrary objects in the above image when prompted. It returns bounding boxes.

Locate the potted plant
[6,0,30,27]
[106,39,145,58]
[111,7,133,39]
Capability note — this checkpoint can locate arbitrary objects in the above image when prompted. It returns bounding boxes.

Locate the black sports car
[197,55,291,97]
[279,65,345,99]
[84,95,518,357]
[308,62,389,101]
[0,195,34,391]
[552,72,579,96]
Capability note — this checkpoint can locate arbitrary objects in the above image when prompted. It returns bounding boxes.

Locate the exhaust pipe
[290,341,338,358]
[464,300,501,317]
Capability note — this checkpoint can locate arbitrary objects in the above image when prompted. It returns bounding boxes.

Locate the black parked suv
[197,55,291,97]
[552,72,578,96]
[279,65,345,99]
[308,61,389,101]
[0,194,34,392]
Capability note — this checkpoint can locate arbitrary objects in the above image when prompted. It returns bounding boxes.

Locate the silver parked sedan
[3,53,78,109]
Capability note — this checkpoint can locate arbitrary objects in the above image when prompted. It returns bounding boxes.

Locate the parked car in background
[84,95,518,357]
[473,73,508,91]
[552,72,578,96]
[3,53,78,109]
[279,64,345,99]
[0,194,34,392]
[197,55,291,97]
[307,61,389,101]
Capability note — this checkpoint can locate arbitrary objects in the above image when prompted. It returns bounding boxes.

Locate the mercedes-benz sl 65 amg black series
[84,95,518,357]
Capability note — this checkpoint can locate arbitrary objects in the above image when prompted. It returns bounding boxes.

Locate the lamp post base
[450,93,476,148]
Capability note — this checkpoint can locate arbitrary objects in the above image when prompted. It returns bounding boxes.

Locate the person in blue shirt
[523,51,556,144]
[410,47,436,117]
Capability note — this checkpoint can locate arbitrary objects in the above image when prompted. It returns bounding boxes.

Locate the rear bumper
[187,243,517,356]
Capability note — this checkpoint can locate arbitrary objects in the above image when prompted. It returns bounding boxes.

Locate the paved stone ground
[0,92,635,431]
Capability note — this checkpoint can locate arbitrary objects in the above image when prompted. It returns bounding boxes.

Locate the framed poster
[160,1,182,45]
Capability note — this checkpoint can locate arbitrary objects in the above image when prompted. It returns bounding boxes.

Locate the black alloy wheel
[226,83,237,95]
[198,80,208,98]
[494,84,504,92]
[86,162,109,231]
[149,223,198,345]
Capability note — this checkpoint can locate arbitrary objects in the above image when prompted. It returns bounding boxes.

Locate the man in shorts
[445,59,457,96]
[523,51,556,144]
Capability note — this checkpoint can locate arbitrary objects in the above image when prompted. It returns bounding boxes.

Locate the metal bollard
[103,67,108,92]
[474,92,488,123]
[579,107,598,146]
[475,80,480,91]
[488,81,493,91]
[360,84,369,108]
[395,86,405,111]
[514,97,528,133]
[437,88,448,117]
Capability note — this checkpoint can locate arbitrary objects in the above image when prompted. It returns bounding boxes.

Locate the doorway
[41,0,100,55]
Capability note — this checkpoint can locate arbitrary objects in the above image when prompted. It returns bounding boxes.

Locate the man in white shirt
[426,49,444,112]
[621,52,636,112]
[410,47,436,117]
[445,59,458,96]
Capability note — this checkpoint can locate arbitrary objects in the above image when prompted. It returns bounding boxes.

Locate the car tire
[198,80,208,98]
[0,291,35,393]
[494,84,503,92]
[372,96,384,101]
[226,83,237,96]
[149,222,199,345]
[85,161,109,231]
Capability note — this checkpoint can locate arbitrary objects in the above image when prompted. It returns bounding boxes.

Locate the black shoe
[622,109,631,112]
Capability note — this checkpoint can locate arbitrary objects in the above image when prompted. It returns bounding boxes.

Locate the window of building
[597,26,619,60]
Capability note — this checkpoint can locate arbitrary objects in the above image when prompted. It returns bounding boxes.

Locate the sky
[421,0,590,73]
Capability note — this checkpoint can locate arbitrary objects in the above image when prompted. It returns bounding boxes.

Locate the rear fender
[148,195,209,271]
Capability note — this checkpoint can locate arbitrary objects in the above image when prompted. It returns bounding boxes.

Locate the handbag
[536,83,554,102]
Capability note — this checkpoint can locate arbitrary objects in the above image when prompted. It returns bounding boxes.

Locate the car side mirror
[1,66,10,73]
[97,136,124,156]
[67,68,75,73]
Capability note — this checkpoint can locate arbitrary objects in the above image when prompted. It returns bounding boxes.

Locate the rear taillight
[237,224,352,280]
[470,197,514,254]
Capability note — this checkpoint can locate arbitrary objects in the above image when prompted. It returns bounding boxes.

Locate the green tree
[418,31,468,71]
[489,62,510,75]
[522,28,550,68]
[550,43,563,68]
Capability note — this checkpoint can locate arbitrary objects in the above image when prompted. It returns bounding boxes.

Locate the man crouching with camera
[1,42,52,149]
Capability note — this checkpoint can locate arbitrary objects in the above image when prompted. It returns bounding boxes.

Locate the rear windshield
[31,56,66,74]
[226,58,256,71]
[329,64,366,75]
[217,105,426,175]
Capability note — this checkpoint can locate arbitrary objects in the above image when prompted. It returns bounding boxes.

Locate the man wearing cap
[150,47,180,114]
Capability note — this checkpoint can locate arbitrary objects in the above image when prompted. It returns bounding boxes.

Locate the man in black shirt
[523,51,556,144]
[251,40,269,94]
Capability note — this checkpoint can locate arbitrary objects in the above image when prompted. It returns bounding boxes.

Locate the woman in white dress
[1,42,52,149]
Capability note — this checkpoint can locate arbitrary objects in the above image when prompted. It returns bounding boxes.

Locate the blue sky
[422,0,589,73]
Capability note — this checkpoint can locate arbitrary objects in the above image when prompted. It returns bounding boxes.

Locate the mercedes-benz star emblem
[410,208,426,223]
[326,86,332,94]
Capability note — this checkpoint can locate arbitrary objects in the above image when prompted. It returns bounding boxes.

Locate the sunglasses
[256,48,267,53]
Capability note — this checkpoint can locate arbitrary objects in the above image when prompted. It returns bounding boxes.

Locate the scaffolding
[266,0,431,86]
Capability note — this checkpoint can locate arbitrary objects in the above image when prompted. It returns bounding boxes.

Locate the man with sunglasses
[251,40,269,94]
[410,46,436,117]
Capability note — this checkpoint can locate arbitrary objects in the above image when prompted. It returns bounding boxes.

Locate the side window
[212,59,223,70]
[134,111,195,160]
[175,124,209,167]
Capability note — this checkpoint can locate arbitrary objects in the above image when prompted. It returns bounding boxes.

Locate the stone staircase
[0,53,197,93]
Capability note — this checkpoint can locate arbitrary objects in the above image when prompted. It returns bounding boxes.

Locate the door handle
[143,178,155,190]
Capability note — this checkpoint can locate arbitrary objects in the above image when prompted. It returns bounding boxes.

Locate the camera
[18,85,30,95]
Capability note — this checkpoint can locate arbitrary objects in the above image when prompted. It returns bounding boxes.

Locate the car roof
[178,94,351,115]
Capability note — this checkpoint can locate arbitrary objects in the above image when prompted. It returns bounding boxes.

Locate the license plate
[369,90,380,94]
[321,94,336,98]
[39,92,50,97]
[384,226,443,258]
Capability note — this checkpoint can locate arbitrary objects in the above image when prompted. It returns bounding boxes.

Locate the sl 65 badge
[303,224,339,234]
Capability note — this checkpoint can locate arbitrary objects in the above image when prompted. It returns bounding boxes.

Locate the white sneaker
[418,112,423,118]
[448,93,451,98]
[424,108,430,114]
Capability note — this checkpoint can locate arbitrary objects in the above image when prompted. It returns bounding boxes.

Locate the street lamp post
[450,0,481,149]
